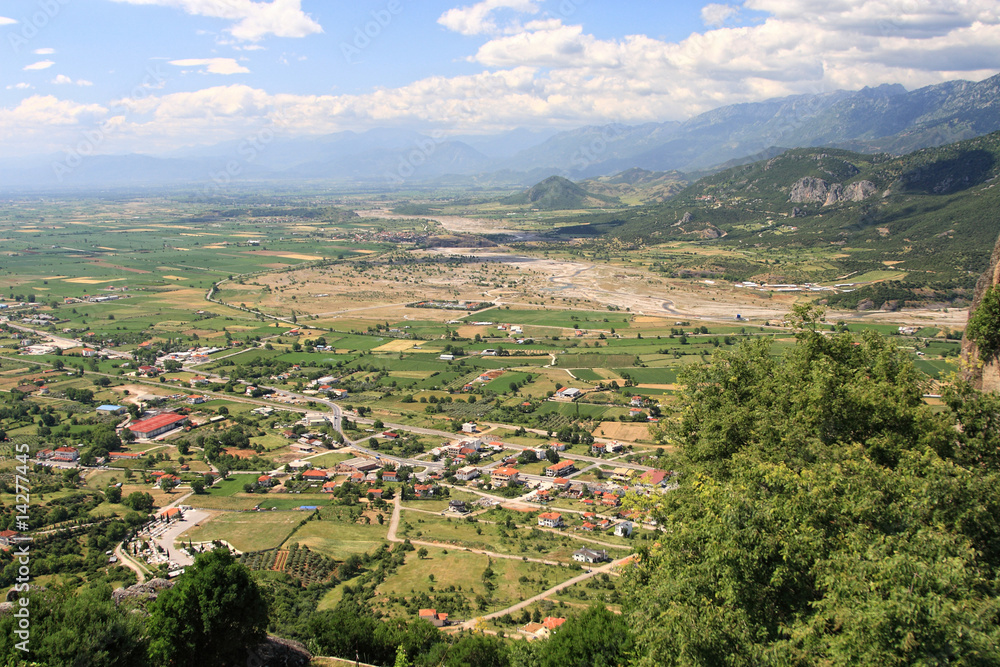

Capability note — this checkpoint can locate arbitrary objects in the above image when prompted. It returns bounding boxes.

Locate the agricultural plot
[179,511,303,552]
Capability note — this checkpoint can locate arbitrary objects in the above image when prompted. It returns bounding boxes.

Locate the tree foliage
[148,548,268,666]
[967,284,1000,361]
[625,320,1000,665]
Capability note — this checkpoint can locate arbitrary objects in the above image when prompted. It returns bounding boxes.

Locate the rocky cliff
[962,231,1000,391]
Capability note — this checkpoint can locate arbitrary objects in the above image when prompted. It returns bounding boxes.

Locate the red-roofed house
[414,484,434,498]
[52,446,79,462]
[110,451,142,460]
[639,470,669,487]
[537,512,563,528]
[542,617,566,631]
[545,460,576,477]
[258,475,274,488]
[128,413,188,439]
[418,609,449,627]
[302,469,329,481]
[322,481,338,493]
[491,467,520,486]
[0,530,19,547]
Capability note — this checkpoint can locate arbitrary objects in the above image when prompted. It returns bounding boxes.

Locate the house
[591,442,607,456]
[258,475,274,488]
[581,522,596,532]
[302,469,329,482]
[0,530,20,547]
[288,459,312,471]
[157,474,181,488]
[601,493,621,507]
[369,489,384,500]
[630,396,644,407]
[381,470,399,483]
[639,470,669,487]
[414,484,434,498]
[382,431,400,440]
[542,617,566,632]
[491,467,520,487]
[51,447,79,462]
[615,521,634,537]
[189,376,210,387]
[187,395,206,405]
[521,622,546,639]
[573,548,609,564]
[611,467,636,482]
[550,477,571,491]
[462,422,478,434]
[322,481,338,493]
[128,413,188,439]
[448,500,468,514]
[549,442,566,451]
[537,512,563,528]
[545,460,576,477]
[110,451,142,461]
[96,404,125,416]
[456,466,480,481]
[418,609,449,627]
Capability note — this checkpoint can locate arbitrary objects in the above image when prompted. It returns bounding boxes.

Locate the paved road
[113,544,148,584]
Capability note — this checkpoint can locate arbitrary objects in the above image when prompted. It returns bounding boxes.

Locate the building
[128,413,188,439]
[639,470,669,487]
[456,466,480,481]
[537,512,563,528]
[418,609,449,627]
[611,467,636,482]
[591,442,607,456]
[96,404,125,416]
[109,451,142,461]
[0,530,20,547]
[381,470,399,483]
[545,460,576,477]
[258,475,274,488]
[557,387,582,399]
[302,469,329,482]
[462,422,478,433]
[414,484,434,498]
[573,548,609,564]
[615,521,634,537]
[491,467,520,487]
[448,500,469,514]
[51,447,79,462]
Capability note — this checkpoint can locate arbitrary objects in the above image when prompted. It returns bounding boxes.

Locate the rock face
[789,177,876,205]
[962,232,1000,392]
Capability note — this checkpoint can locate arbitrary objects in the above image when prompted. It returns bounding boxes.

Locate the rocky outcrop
[790,177,877,205]
[112,578,174,605]
[962,231,1000,391]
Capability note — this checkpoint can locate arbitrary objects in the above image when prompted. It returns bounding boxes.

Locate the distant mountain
[502,175,620,209]
[3,73,999,190]
[502,74,1000,177]
[555,130,1000,305]
[580,168,688,203]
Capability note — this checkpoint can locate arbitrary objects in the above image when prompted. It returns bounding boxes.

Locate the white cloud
[701,4,739,28]
[438,0,540,36]
[24,60,56,71]
[0,96,108,154]
[169,57,251,75]
[6,83,34,90]
[109,0,322,41]
[34,48,56,55]
[51,75,94,86]
[0,16,17,26]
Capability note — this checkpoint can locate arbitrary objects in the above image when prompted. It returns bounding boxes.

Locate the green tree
[624,326,1000,666]
[967,284,1000,361]
[540,605,633,667]
[105,486,122,504]
[148,549,268,666]
[122,491,154,513]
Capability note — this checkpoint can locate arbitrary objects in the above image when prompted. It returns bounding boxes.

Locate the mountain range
[1,73,998,190]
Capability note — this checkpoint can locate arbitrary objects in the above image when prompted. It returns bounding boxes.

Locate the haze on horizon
[1,0,998,159]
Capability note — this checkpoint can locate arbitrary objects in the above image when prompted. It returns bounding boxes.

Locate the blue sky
[1,0,998,156]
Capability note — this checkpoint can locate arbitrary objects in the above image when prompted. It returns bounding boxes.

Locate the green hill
[551,131,1000,307]
[580,168,689,203]
[503,175,620,209]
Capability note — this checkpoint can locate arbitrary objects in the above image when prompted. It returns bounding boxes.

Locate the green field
[179,511,304,551]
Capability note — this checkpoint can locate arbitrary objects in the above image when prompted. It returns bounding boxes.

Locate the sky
[0,0,998,157]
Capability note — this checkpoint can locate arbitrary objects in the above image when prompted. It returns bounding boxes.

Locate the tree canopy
[626,314,1000,665]
[148,548,269,666]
